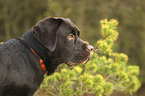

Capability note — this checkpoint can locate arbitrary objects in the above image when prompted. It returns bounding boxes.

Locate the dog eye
[67,33,75,39]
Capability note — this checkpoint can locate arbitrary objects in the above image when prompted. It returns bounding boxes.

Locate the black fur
[0,17,94,96]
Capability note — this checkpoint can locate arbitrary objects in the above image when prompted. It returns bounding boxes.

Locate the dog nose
[86,45,94,52]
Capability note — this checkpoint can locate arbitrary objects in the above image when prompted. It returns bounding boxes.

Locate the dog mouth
[66,51,93,66]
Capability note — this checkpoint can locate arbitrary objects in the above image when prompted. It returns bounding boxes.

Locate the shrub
[37,19,141,96]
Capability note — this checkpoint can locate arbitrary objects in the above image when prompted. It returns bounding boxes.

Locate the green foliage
[37,19,141,96]
[0,0,145,87]
[1,0,145,87]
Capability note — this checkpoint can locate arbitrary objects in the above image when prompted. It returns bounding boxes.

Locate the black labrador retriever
[0,17,94,96]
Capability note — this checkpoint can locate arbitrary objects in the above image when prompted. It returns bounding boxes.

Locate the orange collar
[30,48,48,74]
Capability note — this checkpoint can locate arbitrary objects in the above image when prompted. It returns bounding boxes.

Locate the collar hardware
[30,46,48,74]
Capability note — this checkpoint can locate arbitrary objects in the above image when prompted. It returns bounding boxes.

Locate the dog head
[33,17,94,65]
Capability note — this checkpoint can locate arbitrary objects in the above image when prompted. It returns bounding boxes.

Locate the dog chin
[66,52,93,66]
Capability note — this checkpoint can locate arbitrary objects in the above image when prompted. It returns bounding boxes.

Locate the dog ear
[32,17,63,52]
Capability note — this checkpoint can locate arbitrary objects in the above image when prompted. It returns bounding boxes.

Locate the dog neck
[21,29,57,75]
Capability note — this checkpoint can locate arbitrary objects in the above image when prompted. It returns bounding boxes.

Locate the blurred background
[0,0,145,95]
